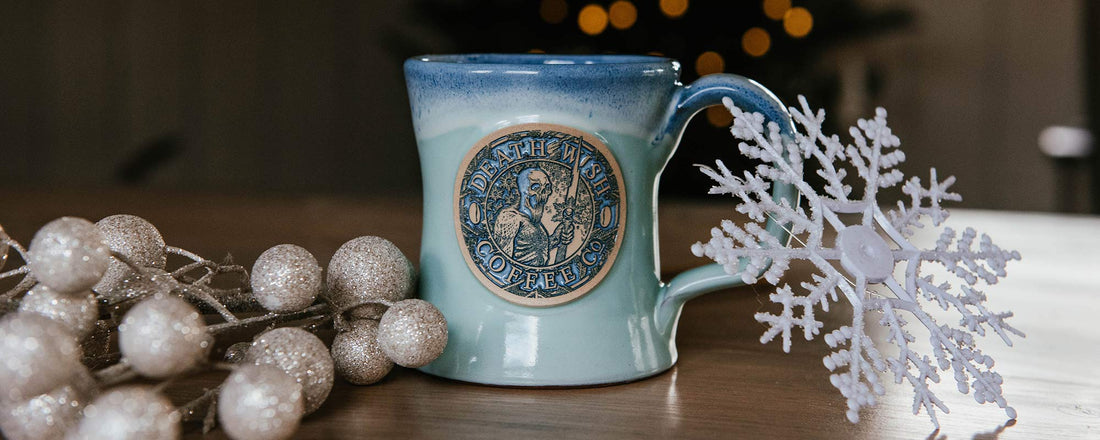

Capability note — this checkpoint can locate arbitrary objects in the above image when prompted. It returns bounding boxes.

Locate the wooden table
[1,189,1097,439]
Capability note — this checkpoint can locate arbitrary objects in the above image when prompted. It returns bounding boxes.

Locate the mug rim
[408,53,677,68]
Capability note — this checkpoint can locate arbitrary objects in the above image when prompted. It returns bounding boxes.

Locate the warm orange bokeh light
[762,0,791,21]
[539,0,568,24]
[608,1,638,30]
[741,27,771,57]
[578,4,609,35]
[694,51,725,76]
[706,105,734,127]
[783,6,813,38]
[659,0,689,19]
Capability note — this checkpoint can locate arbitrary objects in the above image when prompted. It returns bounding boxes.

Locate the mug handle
[653,73,799,335]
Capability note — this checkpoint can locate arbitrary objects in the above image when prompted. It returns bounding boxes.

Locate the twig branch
[1,274,36,302]
[95,362,137,386]
[176,385,223,422]
[179,285,239,323]
[167,246,205,262]
[0,265,28,280]
[207,303,330,334]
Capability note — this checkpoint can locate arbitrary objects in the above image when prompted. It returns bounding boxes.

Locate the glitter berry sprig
[0,215,448,440]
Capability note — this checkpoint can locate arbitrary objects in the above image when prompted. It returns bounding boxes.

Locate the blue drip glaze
[405,54,682,140]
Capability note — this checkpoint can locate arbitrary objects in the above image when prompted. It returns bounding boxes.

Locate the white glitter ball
[0,313,82,403]
[251,244,322,313]
[118,295,212,378]
[68,386,179,440]
[218,363,303,440]
[28,217,111,294]
[0,367,97,440]
[331,320,394,385]
[377,299,448,368]
[325,236,414,319]
[99,268,176,306]
[93,215,167,296]
[18,284,98,340]
[243,327,334,414]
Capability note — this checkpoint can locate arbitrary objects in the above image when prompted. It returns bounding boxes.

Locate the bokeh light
[578,4,609,35]
[609,1,638,30]
[659,0,689,19]
[706,105,734,127]
[783,6,813,38]
[741,27,771,57]
[540,0,569,24]
[762,0,791,21]
[694,51,725,76]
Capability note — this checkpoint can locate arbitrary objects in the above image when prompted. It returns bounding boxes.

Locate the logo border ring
[453,123,626,307]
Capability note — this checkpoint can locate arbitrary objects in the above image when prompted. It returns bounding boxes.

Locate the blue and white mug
[405,54,795,386]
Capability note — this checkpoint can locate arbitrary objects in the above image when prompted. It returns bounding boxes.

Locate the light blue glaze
[405,54,795,386]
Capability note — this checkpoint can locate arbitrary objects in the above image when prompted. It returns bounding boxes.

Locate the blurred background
[0,0,1093,213]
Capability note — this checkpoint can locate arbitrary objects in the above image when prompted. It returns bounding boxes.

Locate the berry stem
[0,265,28,280]
[95,362,137,386]
[1,274,37,305]
[179,284,239,323]
[175,384,222,423]
[166,245,205,262]
[1,237,31,264]
[207,303,330,334]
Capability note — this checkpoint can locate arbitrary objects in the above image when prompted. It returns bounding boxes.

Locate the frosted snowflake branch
[723,97,847,235]
[923,227,1020,286]
[693,95,1022,428]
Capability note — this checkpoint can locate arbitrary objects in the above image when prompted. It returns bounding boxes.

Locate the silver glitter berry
[218,363,304,440]
[251,244,322,313]
[325,236,414,319]
[331,320,394,385]
[0,313,82,403]
[99,268,176,306]
[0,367,97,440]
[243,327,334,414]
[18,284,98,340]
[377,299,448,368]
[68,386,180,440]
[93,215,167,296]
[28,217,111,294]
[118,295,212,378]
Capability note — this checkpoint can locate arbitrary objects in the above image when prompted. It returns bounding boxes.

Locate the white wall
[856,0,1084,211]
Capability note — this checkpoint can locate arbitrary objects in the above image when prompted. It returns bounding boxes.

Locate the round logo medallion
[454,123,626,307]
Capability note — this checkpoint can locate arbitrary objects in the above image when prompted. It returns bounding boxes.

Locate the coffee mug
[405,54,795,386]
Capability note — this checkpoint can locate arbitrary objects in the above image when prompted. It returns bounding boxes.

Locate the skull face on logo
[519,168,552,213]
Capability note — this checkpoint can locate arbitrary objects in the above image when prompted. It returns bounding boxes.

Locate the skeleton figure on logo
[493,167,575,266]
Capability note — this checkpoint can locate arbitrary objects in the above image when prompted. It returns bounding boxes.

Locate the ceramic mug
[405,54,795,386]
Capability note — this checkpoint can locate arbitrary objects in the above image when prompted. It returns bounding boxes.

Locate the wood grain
[0,189,1096,439]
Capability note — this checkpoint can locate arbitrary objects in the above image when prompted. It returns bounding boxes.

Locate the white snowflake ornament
[692,96,1022,428]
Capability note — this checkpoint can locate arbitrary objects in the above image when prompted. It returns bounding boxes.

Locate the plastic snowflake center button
[835,225,895,283]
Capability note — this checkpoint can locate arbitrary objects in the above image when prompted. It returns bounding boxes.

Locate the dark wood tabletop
[1,188,1097,439]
